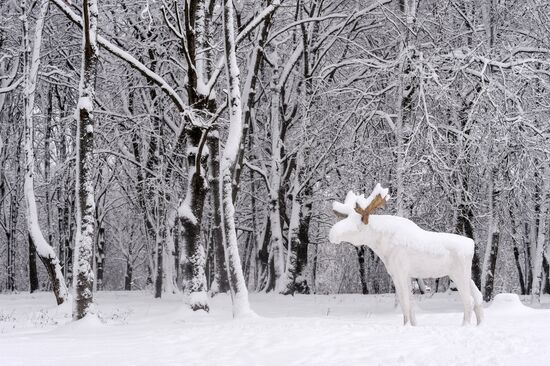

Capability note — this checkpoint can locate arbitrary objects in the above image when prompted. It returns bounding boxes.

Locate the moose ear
[332,202,349,219]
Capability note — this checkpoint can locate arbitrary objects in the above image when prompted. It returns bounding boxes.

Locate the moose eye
[333,210,348,220]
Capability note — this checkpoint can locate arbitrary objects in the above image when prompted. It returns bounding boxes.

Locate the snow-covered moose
[329,184,483,326]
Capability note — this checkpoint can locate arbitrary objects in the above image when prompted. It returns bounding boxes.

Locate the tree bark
[28,233,39,293]
[179,126,210,311]
[357,246,369,294]
[73,0,99,319]
[531,166,550,304]
[221,0,253,317]
[208,130,230,294]
[482,170,500,301]
[483,232,500,301]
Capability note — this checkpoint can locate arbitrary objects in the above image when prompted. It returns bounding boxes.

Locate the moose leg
[393,274,414,326]
[470,279,484,325]
[452,273,473,325]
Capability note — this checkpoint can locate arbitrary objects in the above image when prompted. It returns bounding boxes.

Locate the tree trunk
[73,0,99,319]
[179,126,209,311]
[509,211,527,294]
[543,254,550,295]
[124,247,133,291]
[483,232,500,301]
[22,0,69,305]
[266,65,285,292]
[44,88,53,264]
[221,0,253,317]
[208,130,230,294]
[163,208,179,295]
[356,246,369,294]
[96,225,105,291]
[28,233,39,292]
[482,170,500,301]
[531,167,550,304]
[457,200,481,288]
[154,225,164,298]
[280,192,302,295]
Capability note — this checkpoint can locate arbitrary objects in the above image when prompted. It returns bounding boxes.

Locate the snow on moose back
[329,183,483,326]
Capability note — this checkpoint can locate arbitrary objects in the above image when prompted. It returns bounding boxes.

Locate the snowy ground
[1,291,549,366]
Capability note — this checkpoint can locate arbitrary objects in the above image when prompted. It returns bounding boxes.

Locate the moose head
[329,184,389,246]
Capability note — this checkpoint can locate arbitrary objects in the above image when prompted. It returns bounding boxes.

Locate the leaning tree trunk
[22,0,69,305]
[221,0,253,317]
[73,0,99,319]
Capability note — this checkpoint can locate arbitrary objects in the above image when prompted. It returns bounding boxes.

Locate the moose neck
[356,215,396,259]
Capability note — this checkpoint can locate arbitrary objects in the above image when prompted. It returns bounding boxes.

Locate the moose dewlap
[329,184,483,326]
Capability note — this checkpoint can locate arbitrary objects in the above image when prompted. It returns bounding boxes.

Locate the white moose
[329,184,483,326]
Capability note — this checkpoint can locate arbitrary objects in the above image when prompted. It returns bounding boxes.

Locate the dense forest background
[1,0,550,310]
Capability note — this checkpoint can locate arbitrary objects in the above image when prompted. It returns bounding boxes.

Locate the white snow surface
[1,291,549,366]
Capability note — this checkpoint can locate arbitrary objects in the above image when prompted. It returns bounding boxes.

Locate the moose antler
[354,194,386,224]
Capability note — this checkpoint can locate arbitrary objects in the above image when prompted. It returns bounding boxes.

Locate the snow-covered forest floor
[1,291,549,366]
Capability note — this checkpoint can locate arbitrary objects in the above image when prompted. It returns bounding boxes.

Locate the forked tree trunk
[73,0,99,319]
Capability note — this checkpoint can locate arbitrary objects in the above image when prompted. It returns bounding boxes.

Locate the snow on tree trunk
[179,129,210,311]
[394,0,417,217]
[221,0,254,318]
[22,0,69,305]
[73,0,99,320]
